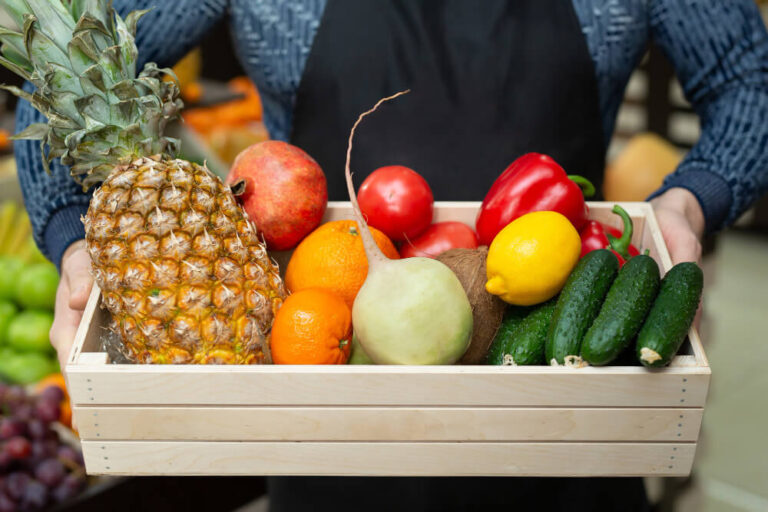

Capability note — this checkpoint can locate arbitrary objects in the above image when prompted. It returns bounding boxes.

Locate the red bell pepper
[475,153,595,246]
[579,204,640,266]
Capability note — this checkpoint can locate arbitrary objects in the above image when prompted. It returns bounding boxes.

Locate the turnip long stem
[344,90,410,271]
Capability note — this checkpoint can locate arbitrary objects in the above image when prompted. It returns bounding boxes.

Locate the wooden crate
[66,202,710,477]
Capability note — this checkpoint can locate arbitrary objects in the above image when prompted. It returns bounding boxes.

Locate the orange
[285,220,399,309]
[0,130,9,151]
[270,288,352,364]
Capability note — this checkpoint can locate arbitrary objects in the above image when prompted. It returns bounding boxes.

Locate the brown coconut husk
[436,247,505,364]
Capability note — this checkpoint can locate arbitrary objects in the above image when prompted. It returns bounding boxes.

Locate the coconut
[436,247,505,364]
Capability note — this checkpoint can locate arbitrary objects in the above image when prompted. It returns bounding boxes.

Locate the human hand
[650,188,705,265]
[50,240,93,373]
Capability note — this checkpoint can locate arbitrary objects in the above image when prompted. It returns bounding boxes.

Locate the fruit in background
[0,129,9,151]
[7,310,54,354]
[227,141,327,250]
[486,211,581,306]
[0,300,17,346]
[604,133,681,202]
[14,263,58,310]
[285,220,399,309]
[475,153,594,246]
[0,257,24,301]
[436,248,505,364]
[579,205,640,266]
[0,1,286,364]
[0,202,47,264]
[348,335,374,365]
[357,165,434,243]
[0,383,87,505]
[182,77,268,164]
[0,350,59,385]
[35,374,72,428]
[270,289,352,364]
[400,222,479,258]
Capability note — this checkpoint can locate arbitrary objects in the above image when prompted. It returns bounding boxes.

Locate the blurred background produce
[0,201,58,387]
[0,4,767,510]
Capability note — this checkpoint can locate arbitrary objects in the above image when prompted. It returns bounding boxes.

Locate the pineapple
[0,0,286,363]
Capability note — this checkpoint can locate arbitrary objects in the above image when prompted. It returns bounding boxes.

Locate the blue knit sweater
[14,0,768,268]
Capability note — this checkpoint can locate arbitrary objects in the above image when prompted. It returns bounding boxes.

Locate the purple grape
[34,459,65,487]
[0,491,15,512]
[33,400,60,424]
[20,479,46,510]
[0,419,26,440]
[24,421,45,441]
[44,430,59,444]
[4,472,29,501]
[0,382,8,401]
[51,474,84,504]
[38,387,64,405]
[5,437,31,460]
[3,386,25,406]
[56,446,83,468]
[29,442,48,466]
[12,405,32,422]
[0,451,12,472]
[42,440,58,459]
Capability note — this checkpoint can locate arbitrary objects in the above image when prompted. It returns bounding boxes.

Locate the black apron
[275,1,644,511]
[290,0,606,199]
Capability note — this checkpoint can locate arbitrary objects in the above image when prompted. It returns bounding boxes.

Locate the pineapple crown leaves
[0,0,182,188]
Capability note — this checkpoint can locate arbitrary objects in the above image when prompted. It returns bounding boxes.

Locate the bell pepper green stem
[567,175,595,198]
[605,204,633,259]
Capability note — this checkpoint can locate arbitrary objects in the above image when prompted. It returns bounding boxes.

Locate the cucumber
[502,300,556,365]
[580,254,660,366]
[636,262,703,367]
[486,306,530,365]
[545,249,618,365]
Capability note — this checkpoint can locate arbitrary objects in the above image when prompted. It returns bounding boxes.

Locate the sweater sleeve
[647,0,768,232]
[14,0,228,269]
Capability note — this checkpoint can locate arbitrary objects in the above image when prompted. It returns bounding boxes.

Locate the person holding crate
[11,0,768,510]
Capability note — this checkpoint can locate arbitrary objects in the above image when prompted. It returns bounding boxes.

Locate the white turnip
[345,92,473,365]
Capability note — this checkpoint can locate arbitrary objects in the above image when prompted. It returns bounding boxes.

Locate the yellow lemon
[486,211,581,305]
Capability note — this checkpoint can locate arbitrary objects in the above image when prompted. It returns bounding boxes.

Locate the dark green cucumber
[636,262,703,367]
[503,300,557,365]
[545,249,618,365]
[486,306,530,365]
[580,254,660,366]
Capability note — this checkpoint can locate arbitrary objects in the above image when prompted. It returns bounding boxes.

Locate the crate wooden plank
[81,441,696,477]
[67,364,709,407]
[74,406,703,442]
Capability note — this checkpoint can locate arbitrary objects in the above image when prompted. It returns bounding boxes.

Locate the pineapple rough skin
[84,156,286,364]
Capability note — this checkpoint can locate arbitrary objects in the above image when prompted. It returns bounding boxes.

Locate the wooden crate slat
[74,406,703,442]
[67,365,708,407]
[82,441,696,477]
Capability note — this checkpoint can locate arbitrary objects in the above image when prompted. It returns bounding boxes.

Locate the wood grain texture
[81,441,697,477]
[67,363,709,407]
[74,406,703,442]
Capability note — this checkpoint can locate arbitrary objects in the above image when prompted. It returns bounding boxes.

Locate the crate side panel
[82,441,696,477]
[74,406,703,442]
[67,367,708,407]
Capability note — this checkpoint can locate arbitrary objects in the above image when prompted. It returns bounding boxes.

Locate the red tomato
[400,222,479,258]
[357,166,433,242]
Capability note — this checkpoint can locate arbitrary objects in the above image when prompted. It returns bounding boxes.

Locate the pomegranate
[227,141,327,250]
